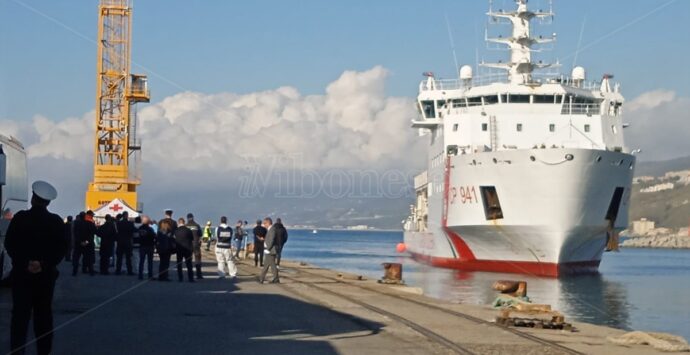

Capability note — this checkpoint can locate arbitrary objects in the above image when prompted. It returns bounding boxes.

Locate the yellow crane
[85,0,148,212]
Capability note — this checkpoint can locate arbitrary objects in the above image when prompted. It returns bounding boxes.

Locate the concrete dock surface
[0,251,674,354]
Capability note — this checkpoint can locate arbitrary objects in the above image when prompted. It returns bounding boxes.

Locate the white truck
[0,134,28,282]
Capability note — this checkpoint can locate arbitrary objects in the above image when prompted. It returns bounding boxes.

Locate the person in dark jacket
[115,211,136,275]
[274,218,288,266]
[138,216,156,280]
[233,220,245,259]
[185,213,203,279]
[156,210,177,281]
[259,217,279,284]
[174,218,195,282]
[253,220,266,267]
[96,214,117,275]
[4,181,66,355]
[72,211,97,276]
[63,215,73,262]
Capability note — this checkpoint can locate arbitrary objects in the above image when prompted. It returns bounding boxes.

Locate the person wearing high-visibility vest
[203,221,213,251]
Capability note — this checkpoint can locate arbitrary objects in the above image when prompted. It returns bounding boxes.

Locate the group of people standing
[62,209,289,284]
[4,178,291,355]
[63,209,205,282]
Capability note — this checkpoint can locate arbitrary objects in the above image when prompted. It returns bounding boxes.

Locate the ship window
[421,100,436,119]
[549,124,555,132]
[482,123,488,131]
[453,123,458,132]
[483,95,499,105]
[584,124,591,132]
[516,123,523,132]
[467,97,482,107]
[533,95,556,104]
[509,95,530,103]
[480,186,504,220]
[452,99,466,108]
[500,94,508,103]
[437,100,447,108]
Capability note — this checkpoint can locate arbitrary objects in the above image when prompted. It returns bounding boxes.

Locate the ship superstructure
[403,0,635,276]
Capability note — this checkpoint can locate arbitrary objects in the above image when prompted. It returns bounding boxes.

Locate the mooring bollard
[380,262,403,284]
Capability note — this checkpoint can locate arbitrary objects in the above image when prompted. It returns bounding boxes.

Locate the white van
[0,135,28,281]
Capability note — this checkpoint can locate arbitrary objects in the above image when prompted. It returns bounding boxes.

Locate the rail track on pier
[277,265,582,355]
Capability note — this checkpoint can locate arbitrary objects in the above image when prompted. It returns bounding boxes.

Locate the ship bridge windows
[533,95,557,104]
[420,100,436,119]
[562,95,602,115]
[467,97,482,107]
[483,95,499,105]
[508,94,531,103]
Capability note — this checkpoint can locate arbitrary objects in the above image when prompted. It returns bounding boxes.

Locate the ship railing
[420,73,605,92]
[561,102,602,115]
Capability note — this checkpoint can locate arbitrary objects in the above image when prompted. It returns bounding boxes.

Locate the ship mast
[482,0,556,84]
[85,0,149,211]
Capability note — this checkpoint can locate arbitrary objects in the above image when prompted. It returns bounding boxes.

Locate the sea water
[281,229,690,340]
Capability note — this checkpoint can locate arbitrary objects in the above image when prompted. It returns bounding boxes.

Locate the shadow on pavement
[1,262,384,355]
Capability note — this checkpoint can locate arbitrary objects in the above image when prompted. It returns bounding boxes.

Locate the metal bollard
[381,262,403,284]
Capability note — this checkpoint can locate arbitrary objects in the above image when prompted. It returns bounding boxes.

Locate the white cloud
[625,89,676,111]
[22,66,424,172]
[625,90,690,161]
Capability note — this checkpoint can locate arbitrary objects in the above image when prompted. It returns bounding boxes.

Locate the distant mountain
[635,155,690,177]
[629,184,690,229]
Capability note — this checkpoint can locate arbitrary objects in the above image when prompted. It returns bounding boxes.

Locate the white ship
[403,0,635,277]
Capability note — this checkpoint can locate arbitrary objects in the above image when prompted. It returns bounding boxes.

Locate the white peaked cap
[32,181,58,201]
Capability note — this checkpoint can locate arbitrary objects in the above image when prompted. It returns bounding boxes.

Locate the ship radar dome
[460,65,473,80]
[572,66,586,81]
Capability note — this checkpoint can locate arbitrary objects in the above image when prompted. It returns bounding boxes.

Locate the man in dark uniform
[253,220,266,267]
[185,213,203,279]
[96,214,117,275]
[156,209,177,281]
[4,181,66,355]
[115,211,136,275]
[72,211,97,276]
[137,216,156,280]
[174,218,195,282]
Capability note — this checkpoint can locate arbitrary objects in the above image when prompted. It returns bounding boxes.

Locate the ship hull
[404,148,635,277]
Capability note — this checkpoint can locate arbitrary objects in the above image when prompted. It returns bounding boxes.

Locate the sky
[1,0,689,222]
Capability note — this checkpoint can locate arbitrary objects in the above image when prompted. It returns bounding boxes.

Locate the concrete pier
[0,251,673,354]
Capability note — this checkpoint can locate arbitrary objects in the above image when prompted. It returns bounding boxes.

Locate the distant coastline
[620,235,690,249]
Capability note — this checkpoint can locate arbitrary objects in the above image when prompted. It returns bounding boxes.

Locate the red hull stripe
[408,251,600,277]
[441,156,477,261]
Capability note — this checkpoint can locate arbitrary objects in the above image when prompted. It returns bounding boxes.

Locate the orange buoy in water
[396,242,407,253]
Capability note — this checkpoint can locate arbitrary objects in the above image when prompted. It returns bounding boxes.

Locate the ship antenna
[572,15,587,69]
[444,12,460,78]
[481,0,557,84]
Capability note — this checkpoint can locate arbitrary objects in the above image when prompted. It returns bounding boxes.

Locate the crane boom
[85,0,148,212]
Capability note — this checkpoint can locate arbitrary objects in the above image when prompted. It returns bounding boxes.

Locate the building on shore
[639,182,674,193]
[631,218,655,236]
